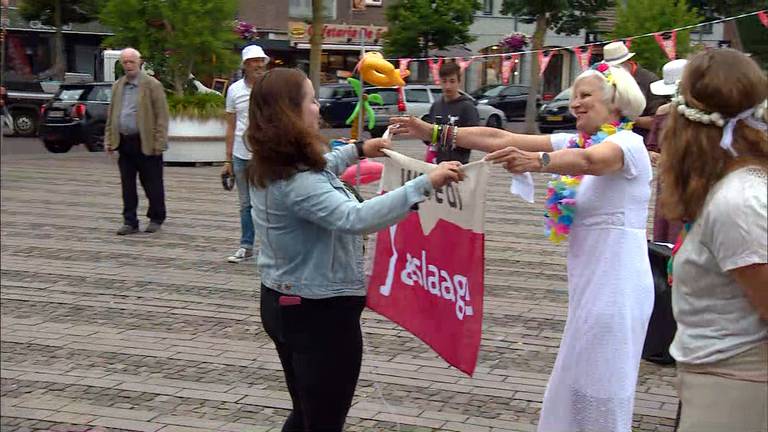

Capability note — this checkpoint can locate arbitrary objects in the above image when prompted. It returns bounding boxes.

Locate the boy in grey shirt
[425,62,479,164]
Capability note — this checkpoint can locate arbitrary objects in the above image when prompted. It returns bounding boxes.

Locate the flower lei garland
[544,118,634,243]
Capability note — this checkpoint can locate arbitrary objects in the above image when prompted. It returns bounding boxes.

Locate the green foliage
[500,0,614,35]
[167,92,226,119]
[610,0,703,75]
[100,0,240,96]
[737,14,768,71]
[18,0,103,25]
[383,0,481,58]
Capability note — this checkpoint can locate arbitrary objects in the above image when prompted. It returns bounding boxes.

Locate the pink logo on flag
[427,58,444,85]
[538,50,555,76]
[654,31,677,61]
[367,151,489,376]
[574,46,593,71]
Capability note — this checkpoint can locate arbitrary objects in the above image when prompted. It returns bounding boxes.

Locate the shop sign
[289,21,387,45]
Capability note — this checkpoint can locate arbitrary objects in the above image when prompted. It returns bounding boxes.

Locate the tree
[18,0,103,80]
[500,0,613,133]
[383,0,480,59]
[309,0,324,92]
[100,0,239,96]
[610,0,702,76]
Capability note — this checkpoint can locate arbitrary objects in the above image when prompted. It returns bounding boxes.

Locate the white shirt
[671,166,768,365]
[225,79,253,160]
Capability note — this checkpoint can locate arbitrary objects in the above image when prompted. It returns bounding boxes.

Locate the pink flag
[457,57,474,73]
[368,151,489,376]
[501,58,512,85]
[758,11,768,28]
[427,58,444,85]
[573,46,593,71]
[399,58,412,78]
[538,50,555,76]
[654,31,677,61]
[501,54,519,84]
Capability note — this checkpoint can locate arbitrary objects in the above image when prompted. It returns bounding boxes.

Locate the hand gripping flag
[367,150,489,376]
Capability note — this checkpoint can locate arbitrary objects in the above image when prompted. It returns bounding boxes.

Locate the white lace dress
[537,131,655,432]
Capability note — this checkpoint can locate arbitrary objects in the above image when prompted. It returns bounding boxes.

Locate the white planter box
[165,117,226,163]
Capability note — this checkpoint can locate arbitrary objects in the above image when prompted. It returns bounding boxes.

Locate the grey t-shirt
[670,166,768,365]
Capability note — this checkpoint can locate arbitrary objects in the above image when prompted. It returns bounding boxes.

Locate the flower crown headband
[592,62,616,86]
[671,85,767,156]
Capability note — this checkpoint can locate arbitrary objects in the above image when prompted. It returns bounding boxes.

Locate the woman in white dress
[390,63,654,431]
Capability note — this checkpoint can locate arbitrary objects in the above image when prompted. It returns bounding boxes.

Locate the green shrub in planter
[167,92,226,120]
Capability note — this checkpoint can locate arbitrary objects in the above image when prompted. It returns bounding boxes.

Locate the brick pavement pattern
[1,141,679,431]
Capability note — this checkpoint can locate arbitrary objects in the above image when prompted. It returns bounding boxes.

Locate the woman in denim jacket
[246,68,464,431]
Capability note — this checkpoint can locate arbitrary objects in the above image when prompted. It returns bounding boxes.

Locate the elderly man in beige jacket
[105,47,169,235]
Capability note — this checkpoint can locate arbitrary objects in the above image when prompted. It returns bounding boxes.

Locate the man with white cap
[223,45,270,263]
[602,41,667,140]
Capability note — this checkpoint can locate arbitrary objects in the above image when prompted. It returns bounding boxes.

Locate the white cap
[651,59,688,96]
[602,41,635,65]
[242,45,270,65]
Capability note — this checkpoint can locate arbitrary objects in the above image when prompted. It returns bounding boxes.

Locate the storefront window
[289,0,337,19]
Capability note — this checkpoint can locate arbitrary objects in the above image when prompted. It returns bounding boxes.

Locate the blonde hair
[573,65,646,120]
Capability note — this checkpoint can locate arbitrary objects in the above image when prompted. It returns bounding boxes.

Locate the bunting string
[383,9,766,63]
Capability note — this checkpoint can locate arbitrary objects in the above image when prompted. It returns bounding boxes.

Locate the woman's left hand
[486,147,541,174]
[362,138,391,158]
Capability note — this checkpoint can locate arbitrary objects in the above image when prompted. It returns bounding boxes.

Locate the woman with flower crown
[659,49,767,432]
[390,62,653,431]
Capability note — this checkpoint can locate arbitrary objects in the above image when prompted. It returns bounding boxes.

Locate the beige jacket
[105,73,169,156]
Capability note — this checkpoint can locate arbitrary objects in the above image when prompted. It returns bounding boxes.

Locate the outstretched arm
[456,127,553,153]
[389,116,552,154]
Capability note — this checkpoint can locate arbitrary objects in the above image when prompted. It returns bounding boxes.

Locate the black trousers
[260,285,365,432]
[118,134,166,227]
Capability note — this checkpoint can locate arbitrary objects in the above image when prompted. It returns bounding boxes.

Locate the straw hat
[602,41,635,65]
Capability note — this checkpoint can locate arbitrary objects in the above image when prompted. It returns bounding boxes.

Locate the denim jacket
[250,144,433,299]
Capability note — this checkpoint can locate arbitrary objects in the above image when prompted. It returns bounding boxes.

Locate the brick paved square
[1,144,677,431]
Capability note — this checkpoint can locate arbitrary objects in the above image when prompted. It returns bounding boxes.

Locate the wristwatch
[354,140,366,158]
[538,152,551,170]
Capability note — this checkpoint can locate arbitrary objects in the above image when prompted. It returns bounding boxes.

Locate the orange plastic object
[358,52,410,87]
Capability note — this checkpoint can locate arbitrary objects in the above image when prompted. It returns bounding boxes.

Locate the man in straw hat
[222,44,270,263]
[602,41,667,140]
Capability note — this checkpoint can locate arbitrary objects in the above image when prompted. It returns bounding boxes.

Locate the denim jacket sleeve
[324,144,359,176]
[282,169,433,235]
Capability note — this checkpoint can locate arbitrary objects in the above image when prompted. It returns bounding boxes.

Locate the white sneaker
[227,247,253,263]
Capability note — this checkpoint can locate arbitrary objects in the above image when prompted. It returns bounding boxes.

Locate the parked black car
[318,83,358,128]
[472,84,538,120]
[537,88,576,133]
[39,83,112,153]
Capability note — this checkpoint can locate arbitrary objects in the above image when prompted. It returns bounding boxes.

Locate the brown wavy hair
[246,68,327,188]
[659,49,768,222]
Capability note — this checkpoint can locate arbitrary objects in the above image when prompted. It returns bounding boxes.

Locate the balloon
[340,159,384,185]
[358,52,409,87]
